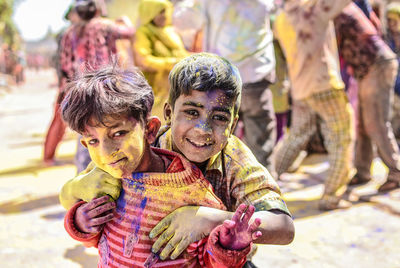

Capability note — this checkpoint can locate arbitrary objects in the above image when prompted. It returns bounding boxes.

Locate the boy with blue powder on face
[60,63,264,267]
[60,53,294,263]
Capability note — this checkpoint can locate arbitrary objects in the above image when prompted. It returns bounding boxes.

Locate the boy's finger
[170,239,190,260]
[232,204,247,223]
[85,195,110,210]
[251,231,262,241]
[89,211,115,226]
[151,230,174,254]
[248,218,261,233]
[87,201,115,218]
[241,205,255,223]
[159,236,182,260]
[222,219,236,230]
[88,225,103,233]
[149,215,171,239]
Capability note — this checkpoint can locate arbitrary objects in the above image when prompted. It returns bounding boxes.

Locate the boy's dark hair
[168,52,242,115]
[61,64,154,134]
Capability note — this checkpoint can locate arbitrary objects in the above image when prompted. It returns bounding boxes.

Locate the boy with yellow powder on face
[60,53,294,264]
[60,64,264,267]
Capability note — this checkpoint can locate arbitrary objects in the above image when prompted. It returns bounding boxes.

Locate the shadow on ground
[64,245,99,268]
[0,194,60,214]
[0,154,75,177]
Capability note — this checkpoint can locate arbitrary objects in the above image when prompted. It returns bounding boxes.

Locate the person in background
[173,0,278,177]
[48,0,134,171]
[274,0,355,211]
[133,0,189,125]
[43,4,81,166]
[334,3,399,192]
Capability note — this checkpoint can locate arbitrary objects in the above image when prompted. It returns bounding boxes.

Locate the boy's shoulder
[223,135,261,165]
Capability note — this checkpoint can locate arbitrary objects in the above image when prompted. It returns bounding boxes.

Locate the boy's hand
[149,206,228,260]
[75,195,116,234]
[219,204,262,250]
[60,166,121,209]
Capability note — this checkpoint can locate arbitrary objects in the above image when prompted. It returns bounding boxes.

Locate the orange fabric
[43,102,66,161]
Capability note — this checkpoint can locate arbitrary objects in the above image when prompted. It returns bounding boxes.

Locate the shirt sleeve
[227,137,291,216]
[64,201,101,248]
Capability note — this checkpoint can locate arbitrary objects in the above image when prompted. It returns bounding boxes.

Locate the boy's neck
[136,146,166,173]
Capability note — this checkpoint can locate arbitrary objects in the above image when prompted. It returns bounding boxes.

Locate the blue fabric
[354,0,372,18]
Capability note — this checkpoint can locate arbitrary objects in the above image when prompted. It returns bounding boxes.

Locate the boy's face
[80,115,149,178]
[165,89,238,165]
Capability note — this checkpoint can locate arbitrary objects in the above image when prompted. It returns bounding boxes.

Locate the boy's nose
[100,140,119,156]
[194,120,212,134]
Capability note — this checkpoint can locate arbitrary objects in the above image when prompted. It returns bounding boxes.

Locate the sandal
[349,175,371,186]
[378,179,400,193]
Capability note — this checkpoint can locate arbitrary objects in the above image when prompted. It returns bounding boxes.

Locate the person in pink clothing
[43,0,134,168]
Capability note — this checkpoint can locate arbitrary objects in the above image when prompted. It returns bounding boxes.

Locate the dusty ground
[0,69,399,268]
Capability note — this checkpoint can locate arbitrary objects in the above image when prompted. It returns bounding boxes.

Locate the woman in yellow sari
[133,0,189,123]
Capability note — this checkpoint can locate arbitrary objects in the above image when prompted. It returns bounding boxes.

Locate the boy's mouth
[109,157,128,166]
[186,138,214,148]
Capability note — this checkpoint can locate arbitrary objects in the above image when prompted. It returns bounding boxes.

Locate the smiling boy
[60,53,294,262]
[60,64,263,267]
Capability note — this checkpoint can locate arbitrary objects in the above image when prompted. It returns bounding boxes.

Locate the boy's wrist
[197,206,233,227]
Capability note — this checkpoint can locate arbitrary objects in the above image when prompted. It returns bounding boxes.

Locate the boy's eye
[213,114,229,122]
[184,109,199,117]
[113,130,128,138]
[88,139,99,145]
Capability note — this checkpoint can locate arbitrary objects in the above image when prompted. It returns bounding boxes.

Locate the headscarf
[138,0,173,26]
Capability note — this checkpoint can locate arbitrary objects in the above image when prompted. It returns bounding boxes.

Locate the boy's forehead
[84,114,138,132]
[180,89,235,109]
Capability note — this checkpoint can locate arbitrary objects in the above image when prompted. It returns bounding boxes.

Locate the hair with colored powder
[61,63,154,134]
[168,52,242,115]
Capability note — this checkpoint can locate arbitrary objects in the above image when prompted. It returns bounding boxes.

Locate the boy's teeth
[189,139,211,146]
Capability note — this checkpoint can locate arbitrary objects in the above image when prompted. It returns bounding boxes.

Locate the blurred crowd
[41,0,400,210]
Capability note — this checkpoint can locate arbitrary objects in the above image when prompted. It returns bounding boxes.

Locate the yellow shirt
[156,126,291,215]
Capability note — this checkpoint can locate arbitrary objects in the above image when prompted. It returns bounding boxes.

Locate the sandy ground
[0,69,399,268]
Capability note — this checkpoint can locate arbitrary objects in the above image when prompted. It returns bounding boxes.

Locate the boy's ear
[163,102,172,126]
[146,116,161,144]
[230,115,239,136]
[80,138,88,148]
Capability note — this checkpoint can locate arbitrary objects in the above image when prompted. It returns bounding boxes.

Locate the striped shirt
[65,148,248,267]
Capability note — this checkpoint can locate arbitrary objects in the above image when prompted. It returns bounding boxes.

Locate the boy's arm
[64,196,115,248]
[59,165,121,210]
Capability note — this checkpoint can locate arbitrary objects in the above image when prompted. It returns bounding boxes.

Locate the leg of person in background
[310,89,354,210]
[240,80,277,176]
[356,59,400,191]
[391,93,400,146]
[275,112,289,143]
[43,102,66,165]
[274,99,317,178]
